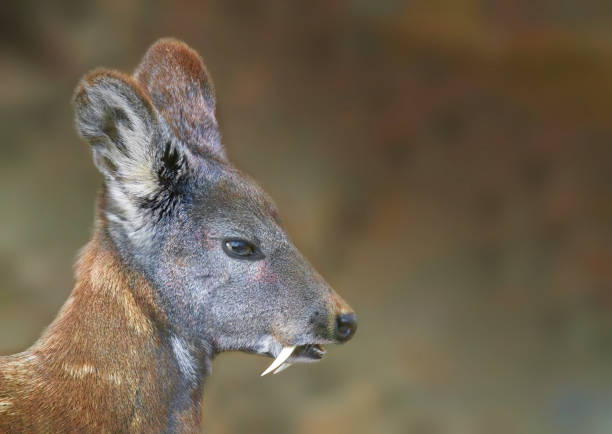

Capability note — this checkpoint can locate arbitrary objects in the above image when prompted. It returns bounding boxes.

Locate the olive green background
[2,1,612,433]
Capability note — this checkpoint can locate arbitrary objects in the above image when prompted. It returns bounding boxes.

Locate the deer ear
[134,38,225,161]
[74,69,157,182]
[74,70,189,240]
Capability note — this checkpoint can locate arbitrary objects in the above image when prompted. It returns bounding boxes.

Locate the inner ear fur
[74,69,157,181]
[74,69,155,139]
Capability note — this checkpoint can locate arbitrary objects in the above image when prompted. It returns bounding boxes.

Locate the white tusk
[261,346,296,376]
[272,363,292,375]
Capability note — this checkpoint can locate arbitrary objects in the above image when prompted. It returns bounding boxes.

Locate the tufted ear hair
[134,38,226,161]
[74,70,157,182]
[74,69,189,243]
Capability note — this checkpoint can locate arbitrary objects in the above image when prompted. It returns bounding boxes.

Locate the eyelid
[210,234,262,245]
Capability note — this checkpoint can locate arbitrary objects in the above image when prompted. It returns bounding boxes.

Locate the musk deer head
[73,38,357,378]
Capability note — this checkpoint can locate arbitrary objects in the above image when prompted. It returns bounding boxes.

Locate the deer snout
[334,313,357,342]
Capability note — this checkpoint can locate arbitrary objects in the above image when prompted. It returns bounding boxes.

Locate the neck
[0,231,207,432]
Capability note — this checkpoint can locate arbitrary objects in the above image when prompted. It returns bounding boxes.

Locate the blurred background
[1,1,612,433]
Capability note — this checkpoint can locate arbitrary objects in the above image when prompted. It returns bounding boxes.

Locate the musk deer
[0,38,356,432]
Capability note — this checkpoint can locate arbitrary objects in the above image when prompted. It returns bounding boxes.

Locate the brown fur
[0,209,201,432]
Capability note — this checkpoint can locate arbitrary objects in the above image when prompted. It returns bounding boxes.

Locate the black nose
[335,313,357,342]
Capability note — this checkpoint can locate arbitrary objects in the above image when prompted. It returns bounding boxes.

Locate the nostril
[335,313,357,342]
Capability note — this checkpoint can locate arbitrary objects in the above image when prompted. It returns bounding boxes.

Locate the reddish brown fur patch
[0,234,200,432]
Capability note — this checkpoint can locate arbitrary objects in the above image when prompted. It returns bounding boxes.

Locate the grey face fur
[73,39,355,377]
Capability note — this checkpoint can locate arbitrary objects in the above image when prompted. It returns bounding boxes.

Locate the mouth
[293,344,326,361]
[261,344,326,376]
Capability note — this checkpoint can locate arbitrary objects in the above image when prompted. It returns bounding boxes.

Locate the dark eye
[222,239,264,260]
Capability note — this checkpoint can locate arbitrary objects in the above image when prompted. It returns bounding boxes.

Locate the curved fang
[261,346,296,376]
